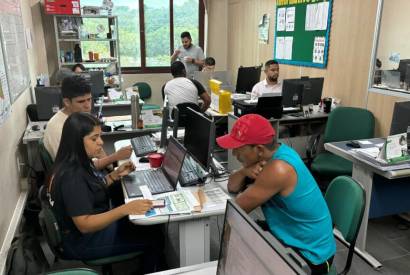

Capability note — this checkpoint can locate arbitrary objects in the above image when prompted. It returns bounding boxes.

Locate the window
[81,0,204,73]
[369,0,410,98]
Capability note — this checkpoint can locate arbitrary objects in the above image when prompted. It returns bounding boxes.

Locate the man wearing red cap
[217,114,336,274]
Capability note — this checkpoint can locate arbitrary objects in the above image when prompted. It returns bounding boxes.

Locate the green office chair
[309,107,375,187]
[46,268,99,275]
[38,139,54,174]
[133,81,161,110]
[38,202,143,275]
[325,176,366,275]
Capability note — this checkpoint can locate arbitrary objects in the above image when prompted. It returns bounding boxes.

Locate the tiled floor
[46,215,410,274]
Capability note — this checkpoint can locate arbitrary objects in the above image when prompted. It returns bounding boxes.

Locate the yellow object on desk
[209,79,232,114]
[193,188,206,212]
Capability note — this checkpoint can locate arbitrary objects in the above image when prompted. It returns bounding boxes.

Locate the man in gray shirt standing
[171,31,205,79]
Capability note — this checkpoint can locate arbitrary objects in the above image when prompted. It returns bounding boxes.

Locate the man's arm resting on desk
[228,160,267,193]
[234,160,293,214]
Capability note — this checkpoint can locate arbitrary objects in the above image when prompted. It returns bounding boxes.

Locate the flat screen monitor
[183,107,215,169]
[398,59,410,82]
[235,66,262,94]
[282,79,303,108]
[256,95,283,119]
[217,200,310,275]
[390,101,410,135]
[300,77,324,105]
[35,86,62,120]
[80,71,104,99]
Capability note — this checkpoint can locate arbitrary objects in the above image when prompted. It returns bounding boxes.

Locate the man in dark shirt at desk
[216,114,336,274]
[163,61,211,112]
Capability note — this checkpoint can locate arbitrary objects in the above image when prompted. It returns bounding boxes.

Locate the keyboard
[131,135,157,157]
[123,170,173,198]
[179,158,203,186]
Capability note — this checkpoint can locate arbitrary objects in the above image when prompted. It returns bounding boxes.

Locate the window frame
[121,0,205,74]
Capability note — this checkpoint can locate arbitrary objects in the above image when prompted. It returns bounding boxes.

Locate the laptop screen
[217,201,309,275]
[162,137,186,188]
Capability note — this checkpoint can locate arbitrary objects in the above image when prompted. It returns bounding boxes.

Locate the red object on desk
[44,0,80,15]
[148,153,164,168]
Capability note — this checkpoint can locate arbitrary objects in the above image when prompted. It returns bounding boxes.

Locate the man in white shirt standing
[171,31,205,79]
[251,60,282,99]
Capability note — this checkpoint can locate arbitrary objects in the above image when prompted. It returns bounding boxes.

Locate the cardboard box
[44,0,81,15]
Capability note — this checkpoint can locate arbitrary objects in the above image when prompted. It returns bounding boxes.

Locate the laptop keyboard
[141,170,172,193]
[131,135,157,157]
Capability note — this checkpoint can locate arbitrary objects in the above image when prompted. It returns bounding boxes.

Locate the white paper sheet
[285,7,295,32]
[284,37,293,60]
[277,8,286,31]
[312,36,325,64]
[275,37,285,59]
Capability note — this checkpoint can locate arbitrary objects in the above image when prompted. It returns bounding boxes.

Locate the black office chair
[38,198,143,275]
[26,104,41,122]
[173,102,202,128]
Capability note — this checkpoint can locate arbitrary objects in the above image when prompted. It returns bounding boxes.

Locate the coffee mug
[148,153,164,168]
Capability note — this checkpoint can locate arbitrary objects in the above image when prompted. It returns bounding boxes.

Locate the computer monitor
[80,71,105,99]
[217,200,310,275]
[183,107,215,169]
[398,59,410,82]
[256,95,283,119]
[235,66,262,93]
[35,86,62,120]
[390,101,410,135]
[300,77,324,105]
[282,79,303,108]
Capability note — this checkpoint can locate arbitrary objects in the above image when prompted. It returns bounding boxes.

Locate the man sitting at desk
[251,59,282,99]
[43,75,131,168]
[163,61,211,112]
[216,114,336,274]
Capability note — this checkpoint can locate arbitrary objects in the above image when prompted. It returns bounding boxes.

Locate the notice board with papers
[274,0,333,68]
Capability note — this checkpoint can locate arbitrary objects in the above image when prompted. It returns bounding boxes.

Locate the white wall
[0,0,40,263]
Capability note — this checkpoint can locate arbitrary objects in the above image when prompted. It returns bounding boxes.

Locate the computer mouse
[31,125,40,131]
[346,140,361,148]
[139,157,149,163]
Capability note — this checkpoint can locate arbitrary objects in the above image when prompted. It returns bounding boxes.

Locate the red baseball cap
[216,114,275,149]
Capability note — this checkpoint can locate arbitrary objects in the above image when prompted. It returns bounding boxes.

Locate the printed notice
[275,37,285,59]
[285,7,295,32]
[277,8,286,31]
[284,37,293,60]
[305,2,329,31]
[312,36,325,63]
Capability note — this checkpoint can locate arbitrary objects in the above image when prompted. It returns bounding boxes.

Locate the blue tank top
[262,144,336,264]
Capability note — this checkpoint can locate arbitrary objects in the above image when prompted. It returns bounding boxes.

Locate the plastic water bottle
[131,94,140,129]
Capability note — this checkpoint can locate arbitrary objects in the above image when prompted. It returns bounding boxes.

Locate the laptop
[123,136,186,198]
[216,200,310,274]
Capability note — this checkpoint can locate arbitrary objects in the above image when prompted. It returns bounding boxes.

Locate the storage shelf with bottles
[53,14,122,90]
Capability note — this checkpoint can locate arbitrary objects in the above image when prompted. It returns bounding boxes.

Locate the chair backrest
[38,139,54,173]
[325,176,366,274]
[46,268,99,275]
[133,82,152,100]
[26,104,40,121]
[174,102,202,128]
[323,107,375,143]
[38,203,64,258]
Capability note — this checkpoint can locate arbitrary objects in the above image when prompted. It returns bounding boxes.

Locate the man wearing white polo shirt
[251,60,282,99]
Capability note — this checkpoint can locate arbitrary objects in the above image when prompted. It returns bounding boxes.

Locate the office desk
[227,112,328,171]
[148,261,217,275]
[114,139,230,267]
[325,138,410,269]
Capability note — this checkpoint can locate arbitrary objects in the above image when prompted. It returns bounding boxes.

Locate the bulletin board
[0,0,31,125]
[274,0,333,68]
